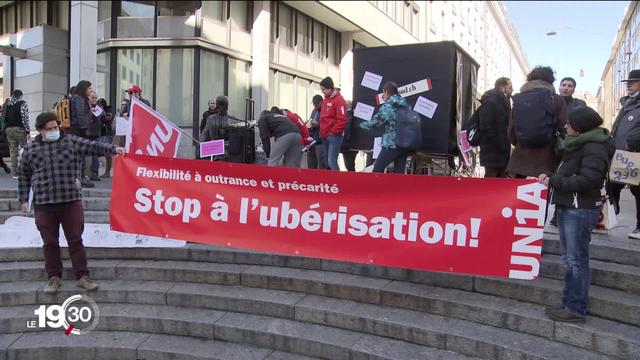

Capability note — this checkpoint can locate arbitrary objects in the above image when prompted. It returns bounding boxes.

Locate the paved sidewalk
[1,169,638,243]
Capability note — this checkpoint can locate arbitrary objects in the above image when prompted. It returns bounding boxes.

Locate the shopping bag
[595,193,618,231]
[609,150,640,186]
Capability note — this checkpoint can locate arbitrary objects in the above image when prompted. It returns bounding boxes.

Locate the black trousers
[373,148,409,174]
[607,181,640,227]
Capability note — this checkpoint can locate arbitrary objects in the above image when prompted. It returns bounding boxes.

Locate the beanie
[568,107,603,133]
[320,76,334,89]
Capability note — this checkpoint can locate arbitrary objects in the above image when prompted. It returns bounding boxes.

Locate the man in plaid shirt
[18,112,125,294]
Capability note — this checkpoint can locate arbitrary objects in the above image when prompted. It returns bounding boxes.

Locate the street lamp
[545,27,607,37]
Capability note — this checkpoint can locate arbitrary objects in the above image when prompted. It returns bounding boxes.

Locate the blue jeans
[556,206,601,316]
[91,136,112,174]
[324,135,343,171]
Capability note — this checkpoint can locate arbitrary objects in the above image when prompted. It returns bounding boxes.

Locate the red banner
[126,98,181,158]
[110,155,547,280]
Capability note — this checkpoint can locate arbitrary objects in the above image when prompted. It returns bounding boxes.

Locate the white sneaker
[629,228,640,239]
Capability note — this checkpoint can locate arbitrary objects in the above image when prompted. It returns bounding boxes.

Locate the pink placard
[200,139,225,158]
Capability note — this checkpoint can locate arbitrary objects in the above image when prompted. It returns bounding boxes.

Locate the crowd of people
[2,68,640,325]
[474,65,640,323]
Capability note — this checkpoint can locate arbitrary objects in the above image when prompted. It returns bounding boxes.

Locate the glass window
[54,1,69,31]
[98,1,112,41]
[202,1,224,22]
[155,48,194,127]
[230,0,249,31]
[157,1,196,37]
[278,3,293,48]
[228,58,251,119]
[129,70,134,83]
[270,1,277,44]
[328,28,340,65]
[17,0,30,30]
[296,78,310,120]
[199,50,225,120]
[2,5,16,34]
[278,73,295,111]
[118,1,154,38]
[34,0,48,26]
[313,21,325,60]
[297,13,310,54]
[117,49,154,111]
[269,69,277,107]
[96,51,111,105]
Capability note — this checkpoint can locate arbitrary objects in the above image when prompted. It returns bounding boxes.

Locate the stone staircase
[0,191,639,359]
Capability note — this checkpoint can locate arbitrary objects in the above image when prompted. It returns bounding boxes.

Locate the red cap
[125,85,142,93]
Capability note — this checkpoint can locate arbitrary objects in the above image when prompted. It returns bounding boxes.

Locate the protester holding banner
[319,76,348,171]
[18,112,125,294]
[609,69,640,239]
[360,82,410,174]
[538,107,614,323]
[258,109,302,167]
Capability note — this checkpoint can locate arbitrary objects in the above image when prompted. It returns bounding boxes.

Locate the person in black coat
[478,77,513,177]
[0,128,9,173]
[538,107,615,323]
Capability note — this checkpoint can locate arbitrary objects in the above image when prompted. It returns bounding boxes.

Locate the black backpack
[511,88,556,147]
[463,105,482,147]
[4,100,24,128]
[394,106,422,151]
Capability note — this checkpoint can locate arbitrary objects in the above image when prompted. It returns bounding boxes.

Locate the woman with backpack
[506,66,568,178]
[361,81,410,174]
[538,107,615,322]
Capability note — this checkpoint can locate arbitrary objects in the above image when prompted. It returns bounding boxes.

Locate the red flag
[126,98,182,158]
[580,69,585,77]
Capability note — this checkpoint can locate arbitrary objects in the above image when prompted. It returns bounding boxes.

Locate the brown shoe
[45,276,61,294]
[546,307,586,323]
[77,276,98,291]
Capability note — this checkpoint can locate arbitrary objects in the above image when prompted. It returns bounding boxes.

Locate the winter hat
[320,76,334,89]
[568,107,603,133]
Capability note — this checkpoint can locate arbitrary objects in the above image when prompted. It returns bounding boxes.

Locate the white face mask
[43,130,60,142]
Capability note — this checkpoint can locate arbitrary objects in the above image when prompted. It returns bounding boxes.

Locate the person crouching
[538,107,615,322]
[18,112,125,294]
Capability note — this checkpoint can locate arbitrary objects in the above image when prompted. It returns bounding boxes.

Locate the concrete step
[473,275,640,327]
[0,245,637,294]
[543,234,640,268]
[0,197,110,211]
[0,188,112,199]
[0,253,639,326]
[0,303,474,360]
[0,301,594,360]
[0,274,637,358]
[541,254,640,294]
[0,210,109,224]
[1,331,318,360]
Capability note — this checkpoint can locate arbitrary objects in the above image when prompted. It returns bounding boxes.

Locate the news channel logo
[27,294,100,335]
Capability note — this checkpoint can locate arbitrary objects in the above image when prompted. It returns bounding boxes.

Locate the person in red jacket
[272,107,312,146]
[319,76,347,170]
